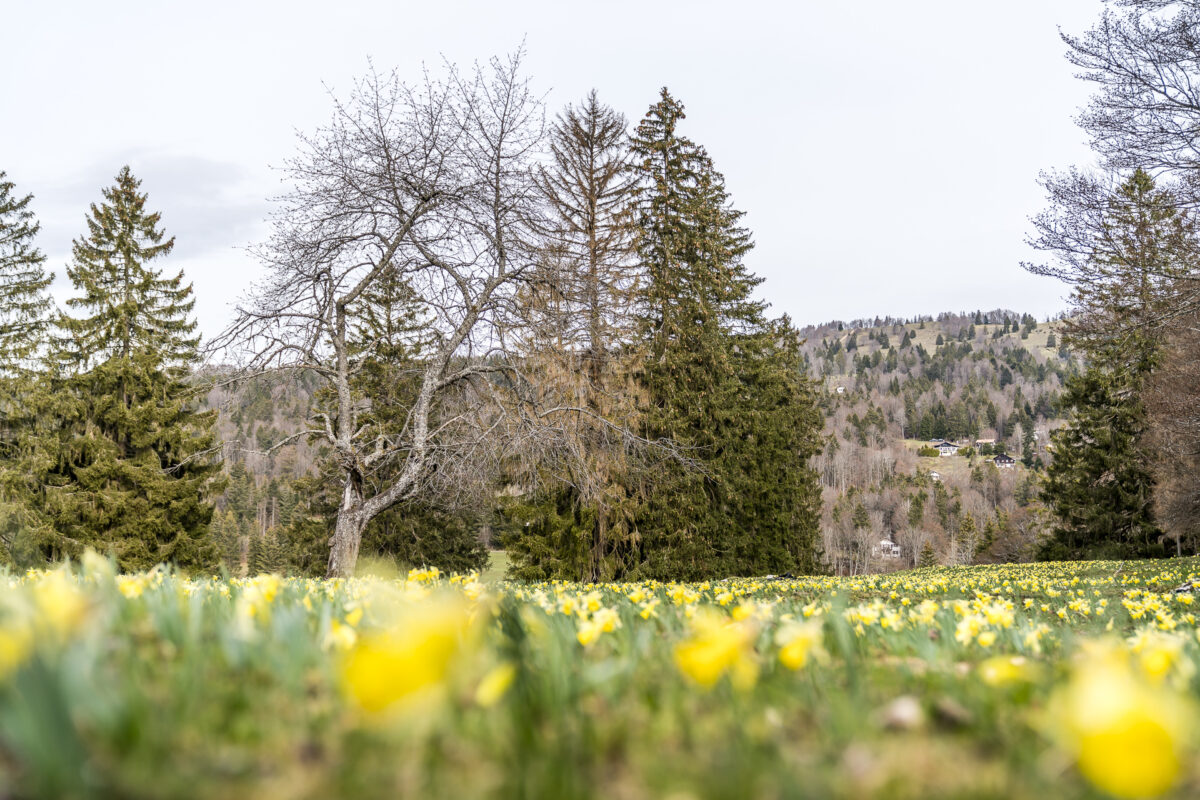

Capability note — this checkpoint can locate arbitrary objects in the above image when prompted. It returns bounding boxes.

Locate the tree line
[0,53,825,580]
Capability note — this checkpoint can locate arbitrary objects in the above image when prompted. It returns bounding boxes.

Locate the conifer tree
[1039,362,1162,559]
[41,167,223,571]
[210,509,241,572]
[624,89,822,579]
[1029,171,1186,560]
[0,172,56,564]
[503,91,642,581]
[0,172,53,384]
[249,530,286,575]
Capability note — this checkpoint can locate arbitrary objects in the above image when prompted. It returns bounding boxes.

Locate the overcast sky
[2,0,1104,337]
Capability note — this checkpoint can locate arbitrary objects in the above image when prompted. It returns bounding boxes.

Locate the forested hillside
[797,309,1079,573]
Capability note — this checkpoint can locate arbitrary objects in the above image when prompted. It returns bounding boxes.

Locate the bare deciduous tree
[1064,1,1200,188]
[211,53,642,577]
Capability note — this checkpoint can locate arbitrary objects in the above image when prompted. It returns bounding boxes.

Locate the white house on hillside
[874,539,901,559]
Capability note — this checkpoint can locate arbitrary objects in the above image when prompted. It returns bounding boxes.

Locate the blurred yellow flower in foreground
[977,655,1034,687]
[0,624,32,680]
[1127,629,1193,686]
[323,619,358,652]
[1049,642,1191,799]
[577,606,621,647]
[342,597,473,713]
[117,574,148,599]
[475,662,517,708]
[674,612,757,690]
[31,571,87,636]
[775,620,825,671]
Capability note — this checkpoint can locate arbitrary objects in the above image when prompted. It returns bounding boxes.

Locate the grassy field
[482,549,510,583]
[1,554,1198,799]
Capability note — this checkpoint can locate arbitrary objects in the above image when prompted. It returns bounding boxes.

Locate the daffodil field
[3,556,1200,799]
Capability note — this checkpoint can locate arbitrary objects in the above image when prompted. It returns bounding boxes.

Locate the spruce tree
[625,89,822,579]
[0,172,53,383]
[1039,363,1162,560]
[0,172,56,564]
[43,166,222,571]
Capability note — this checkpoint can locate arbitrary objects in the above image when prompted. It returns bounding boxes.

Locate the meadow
[1,555,1198,799]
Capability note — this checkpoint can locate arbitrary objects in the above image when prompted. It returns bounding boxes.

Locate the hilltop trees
[37,167,222,570]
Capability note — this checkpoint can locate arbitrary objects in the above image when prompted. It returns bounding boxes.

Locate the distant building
[929,470,941,482]
[937,441,959,457]
[974,438,996,446]
[993,453,1016,469]
[835,386,846,394]
[874,539,901,559]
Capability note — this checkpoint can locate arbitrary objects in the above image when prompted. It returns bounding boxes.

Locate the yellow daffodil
[775,620,826,671]
[674,612,758,690]
[1048,642,1192,799]
[475,662,517,708]
[342,597,473,713]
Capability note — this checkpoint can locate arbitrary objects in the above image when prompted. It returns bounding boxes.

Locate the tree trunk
[327,478,366,578]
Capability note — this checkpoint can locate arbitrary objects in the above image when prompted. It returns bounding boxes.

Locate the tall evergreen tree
[0,172,53,383]
[1029,170,1188,560]
[0,172,56,564]
[40,166,222,571]
[624,89,823,579]
[504,91,642,581]
[1040,361,1162,559]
